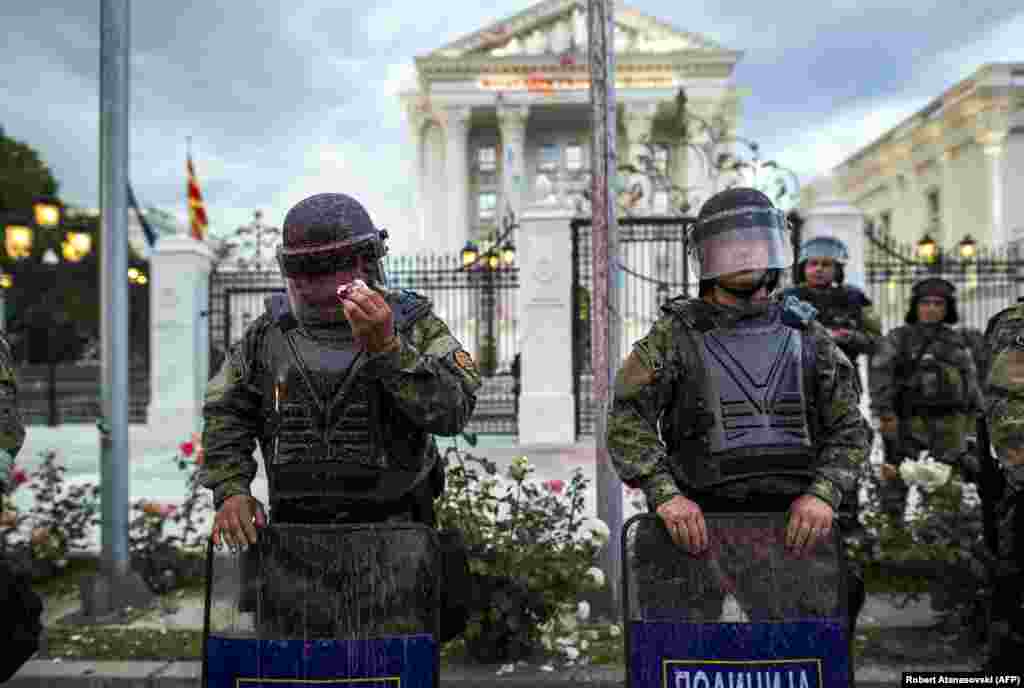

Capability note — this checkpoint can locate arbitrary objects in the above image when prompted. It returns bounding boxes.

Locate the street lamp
[62,231,92,263]
[958,235,977,260]
[916,234,938,263]
[461,241,479,268]
[33,196,62,229]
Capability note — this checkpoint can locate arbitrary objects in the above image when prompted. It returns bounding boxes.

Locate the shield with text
[623,513,850,687]
[202,523,440,688]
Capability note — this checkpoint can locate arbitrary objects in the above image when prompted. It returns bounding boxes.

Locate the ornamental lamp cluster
[914,234,977,263]
[461,240,516,270]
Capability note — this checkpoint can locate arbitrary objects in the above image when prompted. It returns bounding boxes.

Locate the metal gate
[207,259,520,436]
[571,217,696,438]
[864,225,1024,336]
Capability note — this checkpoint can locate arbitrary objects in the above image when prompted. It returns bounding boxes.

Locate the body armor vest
[791,285,866,360]
[257,292,434,504]
[666,302,816,491]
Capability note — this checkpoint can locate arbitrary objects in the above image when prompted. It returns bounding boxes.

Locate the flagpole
[588,0,622,621]
[86,0,152,619]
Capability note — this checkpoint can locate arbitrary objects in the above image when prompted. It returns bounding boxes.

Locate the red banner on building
[187,154,209,241]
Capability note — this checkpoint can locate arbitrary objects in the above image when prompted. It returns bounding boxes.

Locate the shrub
[435,448,608,664]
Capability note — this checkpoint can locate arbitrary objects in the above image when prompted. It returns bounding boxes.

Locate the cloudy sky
[1,1,1022,255]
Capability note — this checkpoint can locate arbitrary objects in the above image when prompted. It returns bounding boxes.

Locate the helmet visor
[694,207,793,280]
[277,238,383,278]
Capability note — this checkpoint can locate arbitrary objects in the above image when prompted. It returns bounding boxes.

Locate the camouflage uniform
[781,284,882,365]
[981,301,1024,670]
[608,295,871,640]
[199,290,481,521]
[869,323,983,521]
[0,332,25,495]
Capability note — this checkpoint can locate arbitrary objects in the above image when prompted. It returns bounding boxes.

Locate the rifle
[976,413,1005,556]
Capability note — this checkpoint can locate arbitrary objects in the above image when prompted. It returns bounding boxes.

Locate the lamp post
[4,202,97,426]
[461,238,515,377]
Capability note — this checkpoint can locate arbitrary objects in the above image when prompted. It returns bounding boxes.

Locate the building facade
[828,63,1024,252]
[400,0,747,258]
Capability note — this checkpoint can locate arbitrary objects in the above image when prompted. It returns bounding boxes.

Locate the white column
[802,175,867,291]
[148,235,214,438]
[442,105,472,256]
[940,149,956,249]
[404,105,430,250]
[517,201,576,446]
[622,102,658,212]
[497,104,530,234]
[985,142,1006,247]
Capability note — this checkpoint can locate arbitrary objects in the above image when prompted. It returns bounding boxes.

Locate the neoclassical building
[821,63,1024,252]
[400,0,747,257]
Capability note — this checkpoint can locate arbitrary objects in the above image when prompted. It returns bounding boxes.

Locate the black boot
[847,573,867,688]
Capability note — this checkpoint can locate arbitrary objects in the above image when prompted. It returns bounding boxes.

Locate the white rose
[577,600,591,622]
[509,455,532,481]
[564,646,580,661]
[580,517,611,546]
[899,459,924,486]
[580,639,589,651]
[609,624,622,638]
[586,566,606,588]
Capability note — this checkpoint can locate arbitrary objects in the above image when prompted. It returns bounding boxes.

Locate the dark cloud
[1,0,1022,246]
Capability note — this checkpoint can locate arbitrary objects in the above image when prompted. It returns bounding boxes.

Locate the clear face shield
[692,207,794,281]
[276,236,387,326]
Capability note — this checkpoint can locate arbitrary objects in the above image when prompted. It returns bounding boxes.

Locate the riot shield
[623,513,850,687]
[202,523,441,688]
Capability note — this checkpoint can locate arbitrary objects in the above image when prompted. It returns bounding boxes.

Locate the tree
[0,125,59,214]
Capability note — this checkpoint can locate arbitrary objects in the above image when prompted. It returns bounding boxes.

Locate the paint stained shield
[623,513,850,687]
[202,523,440,688]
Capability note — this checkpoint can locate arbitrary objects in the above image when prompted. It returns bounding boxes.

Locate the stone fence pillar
[800,179,867,291]
[517,201,576,445]
[148,235,214,438]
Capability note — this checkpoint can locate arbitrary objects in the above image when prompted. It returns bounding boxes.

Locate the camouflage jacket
[983,301,1024,568]
[607,295,870,512]
[199,289,482,509]
[0,333,25,495]
[781,283,883,360]
[869,323,984,417]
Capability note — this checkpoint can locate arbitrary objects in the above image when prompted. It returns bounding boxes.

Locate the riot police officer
[198,194,481,639]
[870,277,983,524]
[980,299,1024,670]
[607,188,871,678]
[782,236,882,365]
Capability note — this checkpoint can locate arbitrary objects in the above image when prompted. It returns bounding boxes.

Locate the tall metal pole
[99,0,131,579]
[588,0,622,620]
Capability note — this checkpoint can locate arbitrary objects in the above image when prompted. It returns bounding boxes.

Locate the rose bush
[435,447,609,664]
[850,451,994,646]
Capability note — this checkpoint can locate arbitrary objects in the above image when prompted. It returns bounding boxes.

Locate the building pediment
[419,0,729,64]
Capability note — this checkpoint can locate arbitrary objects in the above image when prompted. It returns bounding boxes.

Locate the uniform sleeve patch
[454,350,476,370]
[621,351,655,387]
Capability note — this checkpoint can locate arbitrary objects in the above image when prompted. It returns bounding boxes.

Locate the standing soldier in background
[980,299,1024,670]
[783,236,881,546]
[607,188,871,682]
[0,328,38,683]
[870,278,984,524]
[783,236,882,366]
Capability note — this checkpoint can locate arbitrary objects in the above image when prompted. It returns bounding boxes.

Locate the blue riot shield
[623,513,850,687]
[202,523,441,688]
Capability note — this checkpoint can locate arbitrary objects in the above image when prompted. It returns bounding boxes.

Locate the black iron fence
[865,225,1024,336]
[207,255,521,435]
[16,363,150,425]
[384,254,520,435]
[571,217,696,438]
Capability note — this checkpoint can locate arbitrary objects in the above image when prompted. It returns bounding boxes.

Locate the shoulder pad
[263,293,298,332]
[843,285,872,307]
[659,298,716,333]
[780,294,818,330]
[985,303,1024,341]
[391,288,433,332]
